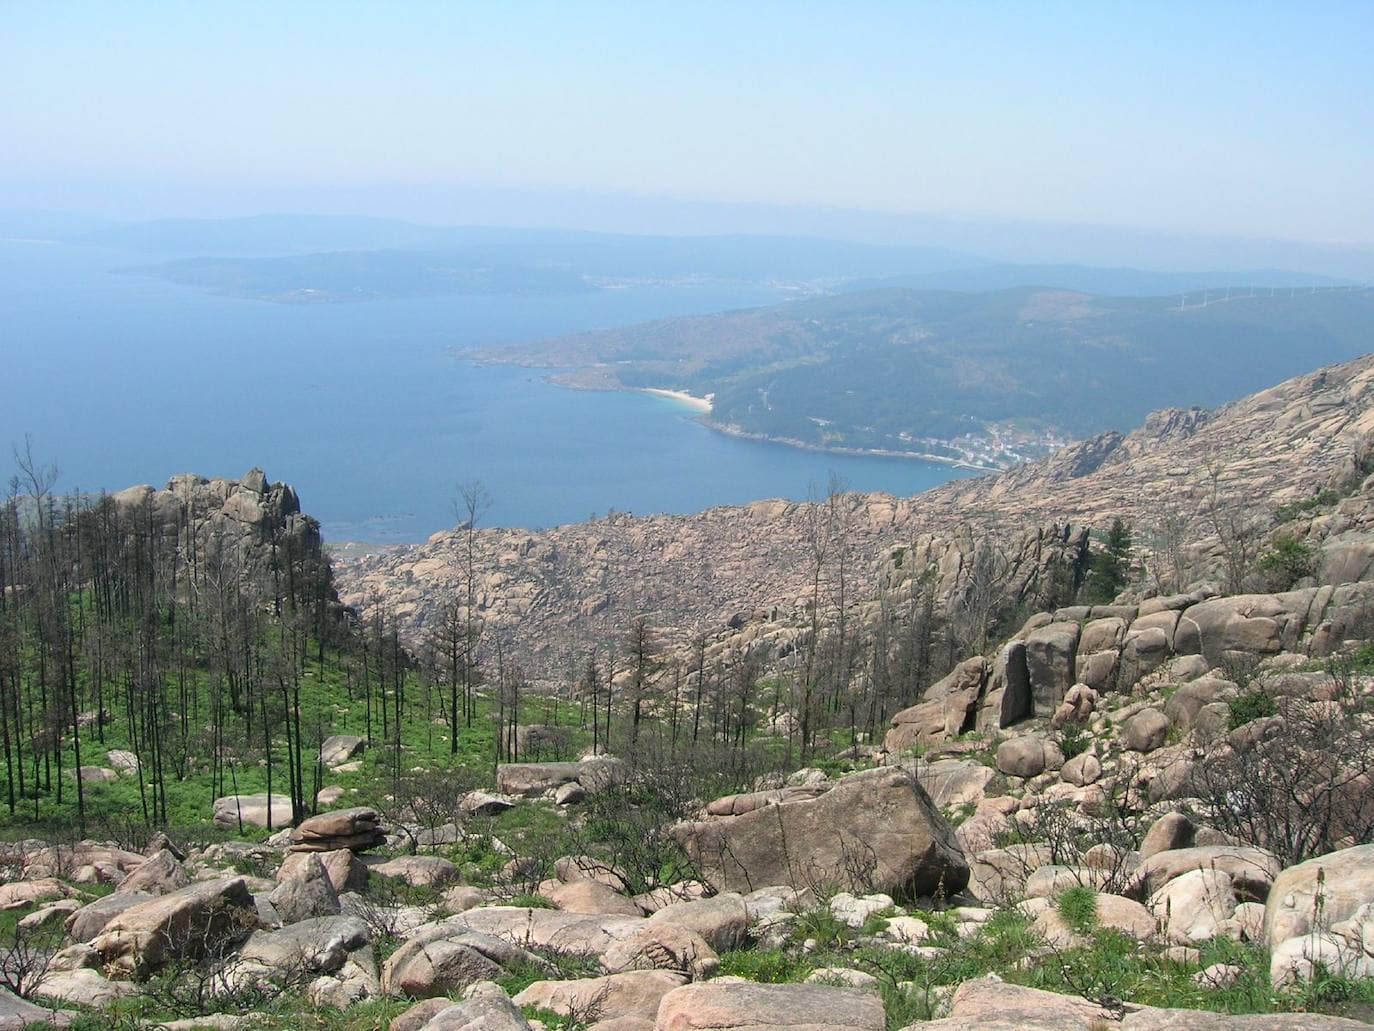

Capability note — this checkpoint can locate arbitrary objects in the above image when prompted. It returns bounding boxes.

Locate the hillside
[10,365,1374,1029]
[338,353,1374,683]
[476,286,1374,466]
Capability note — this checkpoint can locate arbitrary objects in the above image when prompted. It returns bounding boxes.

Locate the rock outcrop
[338,357,1374,684]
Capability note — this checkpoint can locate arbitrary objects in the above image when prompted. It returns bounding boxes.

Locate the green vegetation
[1257,534,1318,590]
[1228,688,1279,729]
[1056,722,1090,761]
[485,287,1374,459]
[1054,885,1099,935]
[1082,518,1133,604]
[1274,488,1342,523]
[719,907,1374,1028]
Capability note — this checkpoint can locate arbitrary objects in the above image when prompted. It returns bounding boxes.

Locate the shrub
[1257,535,1317,590]
[1058,722,1090,760]
[1228,689,1278,730]
[1190,667,1374,866]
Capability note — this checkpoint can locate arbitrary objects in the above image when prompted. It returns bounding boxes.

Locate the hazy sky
[4,1,1373,245]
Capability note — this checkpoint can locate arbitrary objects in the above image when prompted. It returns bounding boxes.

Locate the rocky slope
[337,355,1374,680]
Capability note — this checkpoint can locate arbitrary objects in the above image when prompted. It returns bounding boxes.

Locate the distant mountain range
[66,215,1358,304]
[478,285,1374,466]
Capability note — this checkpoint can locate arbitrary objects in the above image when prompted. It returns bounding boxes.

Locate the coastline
[639,386,714,413]
[467,357,1005,472]
[700,418,1002,472]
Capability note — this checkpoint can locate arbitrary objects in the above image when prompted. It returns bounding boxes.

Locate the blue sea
[1,237,973,542]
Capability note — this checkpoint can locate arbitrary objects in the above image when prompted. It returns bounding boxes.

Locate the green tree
[1083,519,1133,604]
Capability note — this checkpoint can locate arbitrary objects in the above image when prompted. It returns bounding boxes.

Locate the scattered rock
[381,926,550,999]
[213,793,294,830]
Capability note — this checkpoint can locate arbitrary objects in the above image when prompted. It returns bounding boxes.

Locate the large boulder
[371,856,461,889]
[1074,617,1128,691]
[117,849,190,896]
[539,878,641,917]
[673,767,968,898]
[655,981,885,1031]
[213,792,294,830]
[413,994,532,1030]
[1175,594,1296,665]
[908,973,1370,1029]
[995,735,1062,778]
[290,807,386,853]
[312,848,370,895]
[602,922,720,981]
[66,891,154,942]
[644,894,750,952]
[977,640,1033,730]
[912,759,1001,808]
[1122,708,1171,753]
[90,876,258,978]
[1024,893,1154,948]
[1126,846,1280,902]
[1264,843,1374,948]
[381,927,549,998]
[228,915,369,992]
[703,785,829,817]
[1140,813,1196,860]
[271,852,342,924]
[31,968,137,1009]
[1149,869,1237,943]
[426,907,643,958]
[320,735,366,767]
[1164,677,1238,731]
[1024,622,1080,716]
[0,986,76,1028]
[885,658,988,751]
[495,761,583,797]
[514,970,685,1024]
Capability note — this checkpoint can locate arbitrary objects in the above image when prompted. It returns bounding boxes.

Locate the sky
[4,1,1373,247]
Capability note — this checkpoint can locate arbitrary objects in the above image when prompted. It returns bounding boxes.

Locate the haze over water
[2,238,973,543]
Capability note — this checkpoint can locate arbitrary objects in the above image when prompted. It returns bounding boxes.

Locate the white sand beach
[641,387,714,413]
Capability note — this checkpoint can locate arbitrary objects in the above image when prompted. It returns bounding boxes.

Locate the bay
[0,238,974,542]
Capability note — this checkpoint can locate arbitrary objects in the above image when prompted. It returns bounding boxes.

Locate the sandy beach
[641,387,714,413]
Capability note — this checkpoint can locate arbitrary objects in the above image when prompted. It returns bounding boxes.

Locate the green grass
[0,632,593,843]
[1054,885,1099,935]
[714,906,1374,1028]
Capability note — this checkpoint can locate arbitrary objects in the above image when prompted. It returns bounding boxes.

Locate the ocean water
[1,238,975,542]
